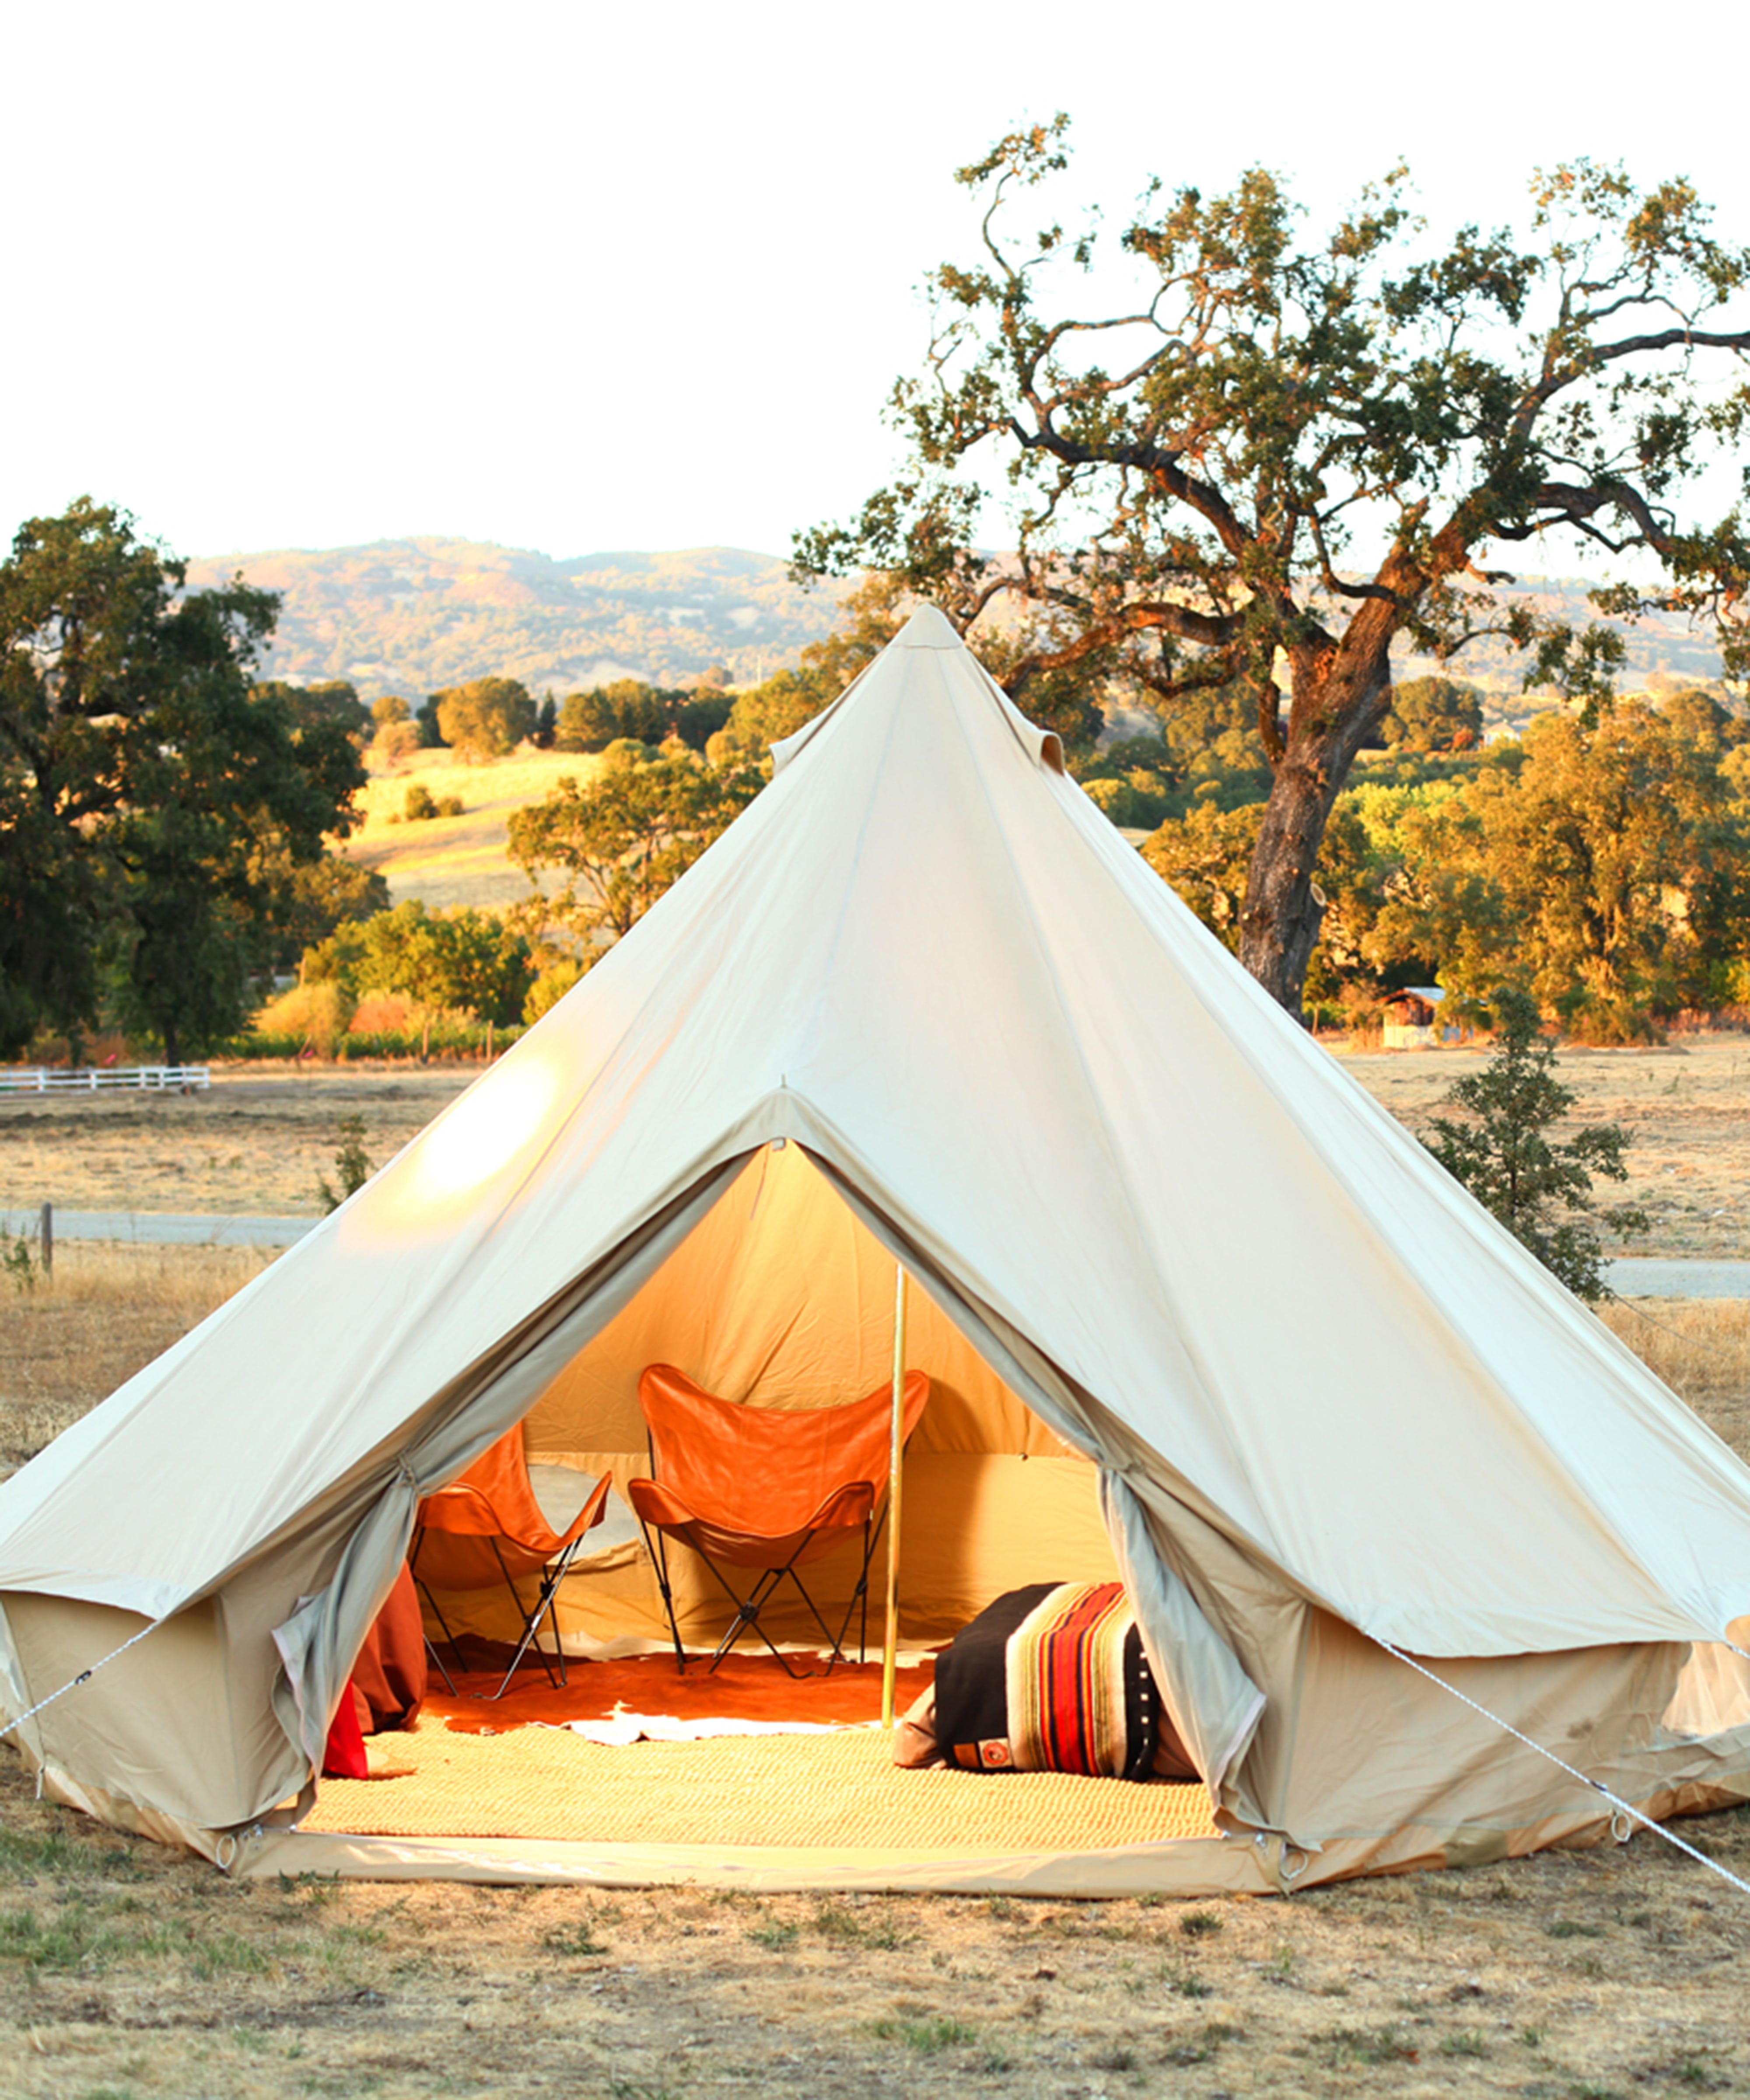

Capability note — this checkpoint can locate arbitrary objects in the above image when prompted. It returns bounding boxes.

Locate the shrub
[248,980,356,1059]
[1424,987,1648,1298]
[403,783,439,822]
[523,957,588,1025]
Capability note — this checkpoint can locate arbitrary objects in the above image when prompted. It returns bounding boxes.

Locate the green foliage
[371,694,412,728]
[522,955,589,1025]
[704,670,830,765]
[1382,677,1485,753]
[508,748,761,940]
[306,900,533,1028]
[1424,988,1647,1298]
[404,782,438,822]
[797,130,1750,1008]
[552,678,731,755]
[254,679,369,743]
[433,676,537,760]
[3,1233,38,1292]
[0,498,367,1063]
[316,1113,373,1213]
[1367,700,1750,1037]
[254,854,391,976]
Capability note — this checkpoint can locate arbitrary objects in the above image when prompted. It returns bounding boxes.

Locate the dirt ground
[1,1764,1747,2100]
[5,1030,1750,1253]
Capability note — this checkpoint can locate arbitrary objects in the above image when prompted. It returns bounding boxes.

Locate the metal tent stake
[881,1261,909,1728]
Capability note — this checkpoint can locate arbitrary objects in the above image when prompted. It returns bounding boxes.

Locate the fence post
[38,1202,52,1281]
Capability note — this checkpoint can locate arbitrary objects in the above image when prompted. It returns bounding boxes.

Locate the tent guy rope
[0,1620,162,1746]
[1372,1635,1750,1901]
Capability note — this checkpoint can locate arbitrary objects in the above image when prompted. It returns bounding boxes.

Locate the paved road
[1603,1259,1750,1299]
[1,1209,315,1248]
[5,1209,1750,1298]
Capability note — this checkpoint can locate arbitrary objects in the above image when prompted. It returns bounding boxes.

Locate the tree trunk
[1238,654,1392,1018]
[162,1018,182,1068]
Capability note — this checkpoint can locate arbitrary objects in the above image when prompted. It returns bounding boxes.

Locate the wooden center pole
[880,1261,909,1728]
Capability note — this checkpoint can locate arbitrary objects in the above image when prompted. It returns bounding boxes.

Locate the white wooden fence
[0,1065,211,1095]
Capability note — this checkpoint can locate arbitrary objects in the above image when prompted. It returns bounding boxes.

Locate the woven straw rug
[305,1720,1218,1851]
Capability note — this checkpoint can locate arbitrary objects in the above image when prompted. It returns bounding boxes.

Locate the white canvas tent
[4,603,1750,1896]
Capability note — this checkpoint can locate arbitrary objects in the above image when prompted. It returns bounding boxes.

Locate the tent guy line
[0,1619,161,1749]
[1371,1635,1750,1902]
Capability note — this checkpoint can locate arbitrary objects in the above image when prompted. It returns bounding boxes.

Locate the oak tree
[0,499,367,1061]
[797,123,1750,1014]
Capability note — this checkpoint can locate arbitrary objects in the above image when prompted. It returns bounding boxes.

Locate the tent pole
[881,1261,909,1728]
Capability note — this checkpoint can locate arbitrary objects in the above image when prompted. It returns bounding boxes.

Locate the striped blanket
[929,1581,1182,1782]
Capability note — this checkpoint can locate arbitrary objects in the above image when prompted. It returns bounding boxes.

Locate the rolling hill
[186,536,1728,705]
[184,540,852,697]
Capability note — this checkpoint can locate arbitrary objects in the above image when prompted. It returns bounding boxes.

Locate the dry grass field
[342,749,603,912]
[3,1254,1750,2095]
[4,1029,1749,1253]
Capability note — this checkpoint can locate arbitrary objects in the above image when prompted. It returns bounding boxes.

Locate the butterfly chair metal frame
[412,1428,613,1699]
[627,1363,931,1678]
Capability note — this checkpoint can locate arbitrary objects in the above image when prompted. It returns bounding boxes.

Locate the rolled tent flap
[1101,1470,1265,1802]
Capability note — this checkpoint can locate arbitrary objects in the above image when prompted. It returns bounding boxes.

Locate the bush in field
[433,677,536,759]
[304,901,532,1028]
[522,956,590,1025]
[1424,987,1647,1299]
[248,979,355,1058]
[403,782,439,822]
[316,1114,374,1213]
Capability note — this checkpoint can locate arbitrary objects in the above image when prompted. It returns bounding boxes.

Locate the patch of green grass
[605,2083,682,2100]
[189,1932,272,1979]
[1439,2030,1488,2058]
[1547,1917,1603,1938]
[0,1905,113,1972]
[275,1871,342,1906]
[1319,2024,1420,2067]
[542,1921,609,1957]
[1179,1908,1223,1938]
[809,1903,908,1950]
[1170,1967,1213,1998]
[869,2015,979,2054]
[748,1919,799,1950]
[0,1828,139,1885]
[1671,2062,1729,2093]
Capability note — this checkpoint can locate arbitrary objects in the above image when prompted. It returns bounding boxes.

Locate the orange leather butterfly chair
[412,1426,613,1698]
[627,1363,931,1676]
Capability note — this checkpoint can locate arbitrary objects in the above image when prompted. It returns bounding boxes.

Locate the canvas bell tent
[4,604,1750,1897]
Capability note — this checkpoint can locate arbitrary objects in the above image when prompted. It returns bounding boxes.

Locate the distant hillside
[187,536,1726,702]
[185,539,852,696]
[1393,577,1727,697]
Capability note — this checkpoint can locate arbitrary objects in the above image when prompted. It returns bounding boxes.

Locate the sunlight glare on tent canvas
[399,1056,562,1210]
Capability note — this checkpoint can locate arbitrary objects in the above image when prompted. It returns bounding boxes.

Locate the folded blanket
[897,1581,1196,1783]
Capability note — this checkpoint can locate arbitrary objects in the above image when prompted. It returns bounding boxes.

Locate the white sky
[3,0,1745,566]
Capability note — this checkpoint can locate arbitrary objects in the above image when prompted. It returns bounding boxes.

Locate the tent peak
[892,604,963,650]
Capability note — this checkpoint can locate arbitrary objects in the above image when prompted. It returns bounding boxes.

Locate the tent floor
[304,1717,1217,1852]
[276,1650,1230,1892]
